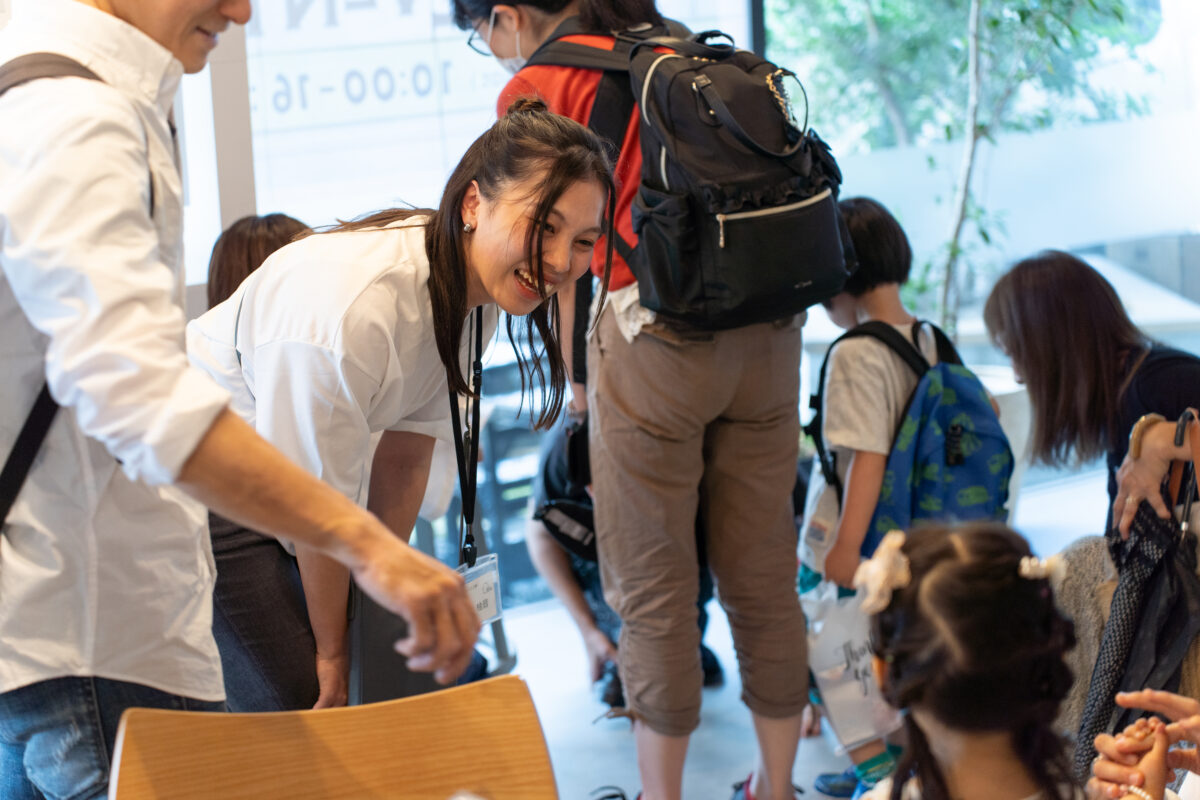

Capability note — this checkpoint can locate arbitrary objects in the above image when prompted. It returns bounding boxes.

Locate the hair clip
[854,531,911,615]
[1018,554,1065,583]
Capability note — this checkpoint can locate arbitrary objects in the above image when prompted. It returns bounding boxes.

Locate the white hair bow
[853,531,912,615]
[1018,554,1066,583]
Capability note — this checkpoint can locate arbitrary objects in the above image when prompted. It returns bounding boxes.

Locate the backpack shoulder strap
[0,54,101,527]
[843,321,932,378]
[0,386,59,526]
[0,53,100,94]
[806,322,927,505]
[922,321,964,366]
[525,17,689,70]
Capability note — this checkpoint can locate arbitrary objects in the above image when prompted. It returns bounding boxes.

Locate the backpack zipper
[641,53,683,125]
[715,187,832,248]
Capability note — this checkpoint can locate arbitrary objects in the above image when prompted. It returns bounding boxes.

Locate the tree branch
[860,0,912,147]
[941,0,983,333]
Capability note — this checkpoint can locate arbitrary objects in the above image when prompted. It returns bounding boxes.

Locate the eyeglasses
[466,8,498,56]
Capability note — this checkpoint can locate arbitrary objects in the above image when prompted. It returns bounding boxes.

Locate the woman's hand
[313,649,350,709]
[1089,716,1171,800]
[1113,420,1185,539]
[1089,690,1200,799]
[1120,690,1200,774]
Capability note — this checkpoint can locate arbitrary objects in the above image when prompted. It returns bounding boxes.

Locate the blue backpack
[807,321,1013,558]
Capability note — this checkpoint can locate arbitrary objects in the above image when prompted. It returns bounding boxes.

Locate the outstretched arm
[178,410,478,684]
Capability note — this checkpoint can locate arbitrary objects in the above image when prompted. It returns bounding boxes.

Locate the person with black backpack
[452,2,850,798]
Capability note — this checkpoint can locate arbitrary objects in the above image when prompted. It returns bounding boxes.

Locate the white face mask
[485,7,527,74]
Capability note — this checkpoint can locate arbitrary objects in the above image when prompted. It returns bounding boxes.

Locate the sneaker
[591,787,638,800]
[731,773,805,799]
[596,660,625,708]
[814,766,857,798]
[700,643,725,687]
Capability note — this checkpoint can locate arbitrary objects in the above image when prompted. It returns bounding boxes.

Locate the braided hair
[869,522,1078,800]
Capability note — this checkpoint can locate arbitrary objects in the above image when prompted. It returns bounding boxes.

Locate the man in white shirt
[0,2,478,797]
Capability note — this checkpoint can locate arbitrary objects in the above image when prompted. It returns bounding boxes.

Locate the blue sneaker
[813,766,857,798]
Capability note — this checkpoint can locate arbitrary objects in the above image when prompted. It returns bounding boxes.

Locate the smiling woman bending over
[187,97,615,711]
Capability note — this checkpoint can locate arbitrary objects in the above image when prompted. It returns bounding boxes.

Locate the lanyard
[448,306,484,568]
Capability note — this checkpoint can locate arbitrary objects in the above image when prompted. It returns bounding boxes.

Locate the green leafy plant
[768,0,1158,333]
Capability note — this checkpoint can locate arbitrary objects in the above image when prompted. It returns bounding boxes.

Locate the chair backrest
[108,675,557,800]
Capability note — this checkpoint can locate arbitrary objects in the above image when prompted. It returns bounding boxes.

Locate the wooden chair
[107,675,557,800]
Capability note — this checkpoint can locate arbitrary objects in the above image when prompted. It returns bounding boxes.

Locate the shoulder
[1126,345,1200,406]
[827,331,911,377]
[0,75,140,144]
[499,65,601,119]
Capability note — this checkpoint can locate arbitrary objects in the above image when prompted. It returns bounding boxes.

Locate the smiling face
[461,173,605,316]
[106,0,252,73]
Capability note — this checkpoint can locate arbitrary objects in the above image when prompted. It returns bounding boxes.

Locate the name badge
[456,552,502,625]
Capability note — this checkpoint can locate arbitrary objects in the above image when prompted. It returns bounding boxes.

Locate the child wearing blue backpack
[798,197,1012,796]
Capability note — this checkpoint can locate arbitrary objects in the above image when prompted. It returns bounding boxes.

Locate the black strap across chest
[0,54,102,529]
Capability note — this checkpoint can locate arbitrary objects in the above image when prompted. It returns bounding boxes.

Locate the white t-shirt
[188,217,499,507]
[799,322,938,575]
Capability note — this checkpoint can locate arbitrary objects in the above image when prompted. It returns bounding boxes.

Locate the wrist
[329,512,398,573]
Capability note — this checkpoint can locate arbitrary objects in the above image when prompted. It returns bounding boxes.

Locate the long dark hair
[322,98,615,429]
[983,251,1148,465]
[451,0,663,33]
[870,523,1077,800]
[207,213,309,309]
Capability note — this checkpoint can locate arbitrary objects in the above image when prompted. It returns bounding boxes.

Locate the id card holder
[456,552,502,625]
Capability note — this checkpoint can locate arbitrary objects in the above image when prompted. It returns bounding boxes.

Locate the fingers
[434,594,482,686]
[1117,492,1137,539]
[1087,776,1136,800]
[394,612,435,677]
[394,573,479,685]
[1146,490,1171,520]
[1095,732,1148,765]
[1116,689,1200,721]
[1168,746,1200,774]
[407,591,460,678]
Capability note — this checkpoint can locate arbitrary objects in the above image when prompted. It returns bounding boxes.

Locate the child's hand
[1118,689,1200,774]
[1088,717,1171,800]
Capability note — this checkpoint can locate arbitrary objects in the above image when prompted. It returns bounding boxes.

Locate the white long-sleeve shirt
[0,0,230,699]
[188,218,498,509]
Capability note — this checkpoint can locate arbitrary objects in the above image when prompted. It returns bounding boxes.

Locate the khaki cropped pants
[587,303,808,736]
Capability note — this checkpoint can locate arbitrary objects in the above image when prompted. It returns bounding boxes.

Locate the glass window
[241,1,753,605]
[766,0,1200,551]
[244,1,749,227]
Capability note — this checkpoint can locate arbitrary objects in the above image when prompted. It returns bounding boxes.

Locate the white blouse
[188,218,499,506]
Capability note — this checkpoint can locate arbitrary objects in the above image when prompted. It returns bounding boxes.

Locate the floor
[491,467,1113,800]
[502,599,845,800]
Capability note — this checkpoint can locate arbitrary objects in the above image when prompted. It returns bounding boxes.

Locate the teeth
[516,269,541,294]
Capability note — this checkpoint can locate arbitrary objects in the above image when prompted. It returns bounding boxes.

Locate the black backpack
[525,18,854,330]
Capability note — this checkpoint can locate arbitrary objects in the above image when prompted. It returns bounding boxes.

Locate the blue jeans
[209,513,320,711]
[0,676,224,800]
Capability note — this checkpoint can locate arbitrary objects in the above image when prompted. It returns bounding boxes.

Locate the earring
[463,222,475,233]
